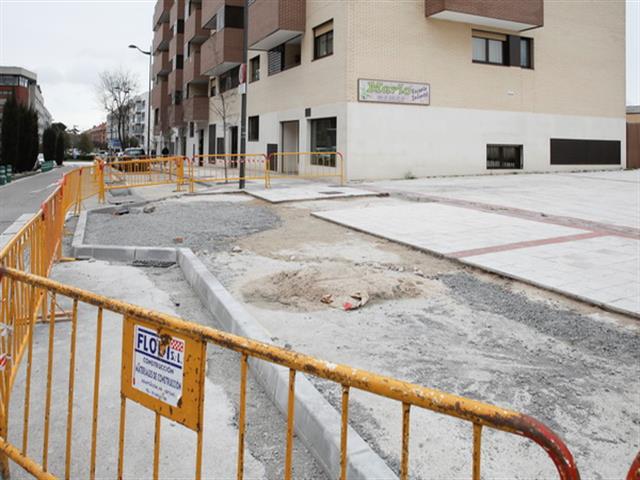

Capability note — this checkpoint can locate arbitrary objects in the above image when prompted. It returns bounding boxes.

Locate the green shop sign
[358,79,430,105]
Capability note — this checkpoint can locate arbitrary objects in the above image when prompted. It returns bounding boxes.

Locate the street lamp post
[129,44,152,156]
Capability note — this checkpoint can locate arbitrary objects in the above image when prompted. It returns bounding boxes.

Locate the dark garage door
[550,138,621,165]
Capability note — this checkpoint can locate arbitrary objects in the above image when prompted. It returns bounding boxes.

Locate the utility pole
[128,44,152,156]
[239,0,249,189]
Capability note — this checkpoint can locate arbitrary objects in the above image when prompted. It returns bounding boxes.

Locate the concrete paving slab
[364,170,640,230]
[247,184,382,203]
[314,202,639,316]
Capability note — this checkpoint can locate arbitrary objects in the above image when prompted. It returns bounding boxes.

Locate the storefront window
[310,117,336,167]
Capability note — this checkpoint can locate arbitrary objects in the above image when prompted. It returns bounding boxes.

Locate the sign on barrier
[121,316,206,431]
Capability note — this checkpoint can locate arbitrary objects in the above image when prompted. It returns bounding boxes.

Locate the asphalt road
[0,165,72,233]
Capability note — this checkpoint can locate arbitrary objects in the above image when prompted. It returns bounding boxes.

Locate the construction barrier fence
[100,157,188,193]
[5,161,636,479]
[0,265,581,480]
[189,154,269,190]
[266,152,344,188]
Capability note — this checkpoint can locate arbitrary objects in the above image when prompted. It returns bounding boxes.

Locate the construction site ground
[81,190,640,480]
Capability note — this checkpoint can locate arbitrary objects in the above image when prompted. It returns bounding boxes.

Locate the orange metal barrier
[0,165,100,477]
[0,162,584,480]
[101,157,188,193]
[266,152,344,187]
[0,262,581,479]
[189,154,268,190]
[629,452,640,480]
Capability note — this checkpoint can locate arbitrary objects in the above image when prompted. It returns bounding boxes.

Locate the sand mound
[241,263,439,311]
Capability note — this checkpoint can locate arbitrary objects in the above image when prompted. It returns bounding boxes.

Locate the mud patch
[241,262,442,311]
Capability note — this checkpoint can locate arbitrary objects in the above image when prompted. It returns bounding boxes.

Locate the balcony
[201,28,243,76]
[425,0,543,31]
[170,0,184,26]
[168,103,184,127]
[169,30,184,61]
[248,0,305,50]
[184,52,207,85]
[151,79,168,110]
[168,69,183,93]
[185,5,208,45]
[152,51,170,77]
[202,0,243,30]
[183,96,209,122]
[153,0,171,28]
[152,22,171,54]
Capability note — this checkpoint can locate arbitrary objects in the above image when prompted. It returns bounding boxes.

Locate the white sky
[0,0,639,130]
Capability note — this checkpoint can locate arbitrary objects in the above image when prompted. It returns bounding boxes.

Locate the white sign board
[358,79,430,105]
[132,324,185,407]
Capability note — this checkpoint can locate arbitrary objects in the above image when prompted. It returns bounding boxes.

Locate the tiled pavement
[247,184,379,203]
[314,171,640,316]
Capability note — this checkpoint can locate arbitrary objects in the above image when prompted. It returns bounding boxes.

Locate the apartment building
[0,66,52,141]
[151,0,626,179]
[83,122,107,150]
[129,92,149,150]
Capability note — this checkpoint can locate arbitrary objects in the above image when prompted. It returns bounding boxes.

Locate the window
[250,56,260,82]
[473,31,534,69]
[472,34,506,65]
[310,117,337,167]
[314,20,333,60]
[248,116,259,141]
[219,66,240,93]
[175,54,184,70]
[268,36,302,75]
[216,5,244,31]
[173,90,182,105]
[154,108,159,126]
[487,145,523,169]
[520,37,533,68]
[189,122,194,138]
[209,79,217,97]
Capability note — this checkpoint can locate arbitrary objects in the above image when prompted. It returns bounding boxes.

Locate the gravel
[84,199,281,252]
[146,264,328,480]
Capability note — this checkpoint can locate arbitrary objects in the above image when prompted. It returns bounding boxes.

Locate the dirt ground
[83,193,640,479]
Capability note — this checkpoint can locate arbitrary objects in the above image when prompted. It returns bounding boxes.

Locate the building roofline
[0,66,37,81]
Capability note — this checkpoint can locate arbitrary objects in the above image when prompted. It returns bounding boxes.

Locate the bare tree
[211,88,239,182]
[96,70,139,150]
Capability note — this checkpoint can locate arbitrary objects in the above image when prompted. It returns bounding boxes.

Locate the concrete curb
[1,213,35,249]
[177,249,396,480]
[72,211,178,263]
[70,212,397,479]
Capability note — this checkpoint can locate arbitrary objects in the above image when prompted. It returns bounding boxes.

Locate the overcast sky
[0,0,638,130]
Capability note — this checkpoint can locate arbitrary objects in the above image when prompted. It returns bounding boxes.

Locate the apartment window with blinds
[250,56,260,82]
[487,144,523,169]
[472,32,506,65]
[268,36,302,75]
[473,31,534,69]
[314,20,333,60]
[219,66,240,93]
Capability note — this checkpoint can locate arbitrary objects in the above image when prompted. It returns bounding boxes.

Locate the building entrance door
[280,121,299,174]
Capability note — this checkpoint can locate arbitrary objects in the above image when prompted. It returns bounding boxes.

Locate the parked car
[121,147,146,160]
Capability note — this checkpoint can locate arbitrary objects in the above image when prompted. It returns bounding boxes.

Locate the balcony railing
[184,52,207,85]
[201,28,243,76]
[152,51,171,77]
[425,0,543,31]
[153,0,171,28]
[185,5,208,45]
[152,22,171,53]
[183,96,209,122]
[168,103,184,127]
[248,0,305,50]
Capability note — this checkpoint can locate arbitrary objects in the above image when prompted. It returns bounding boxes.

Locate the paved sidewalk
[315,171,640,316]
